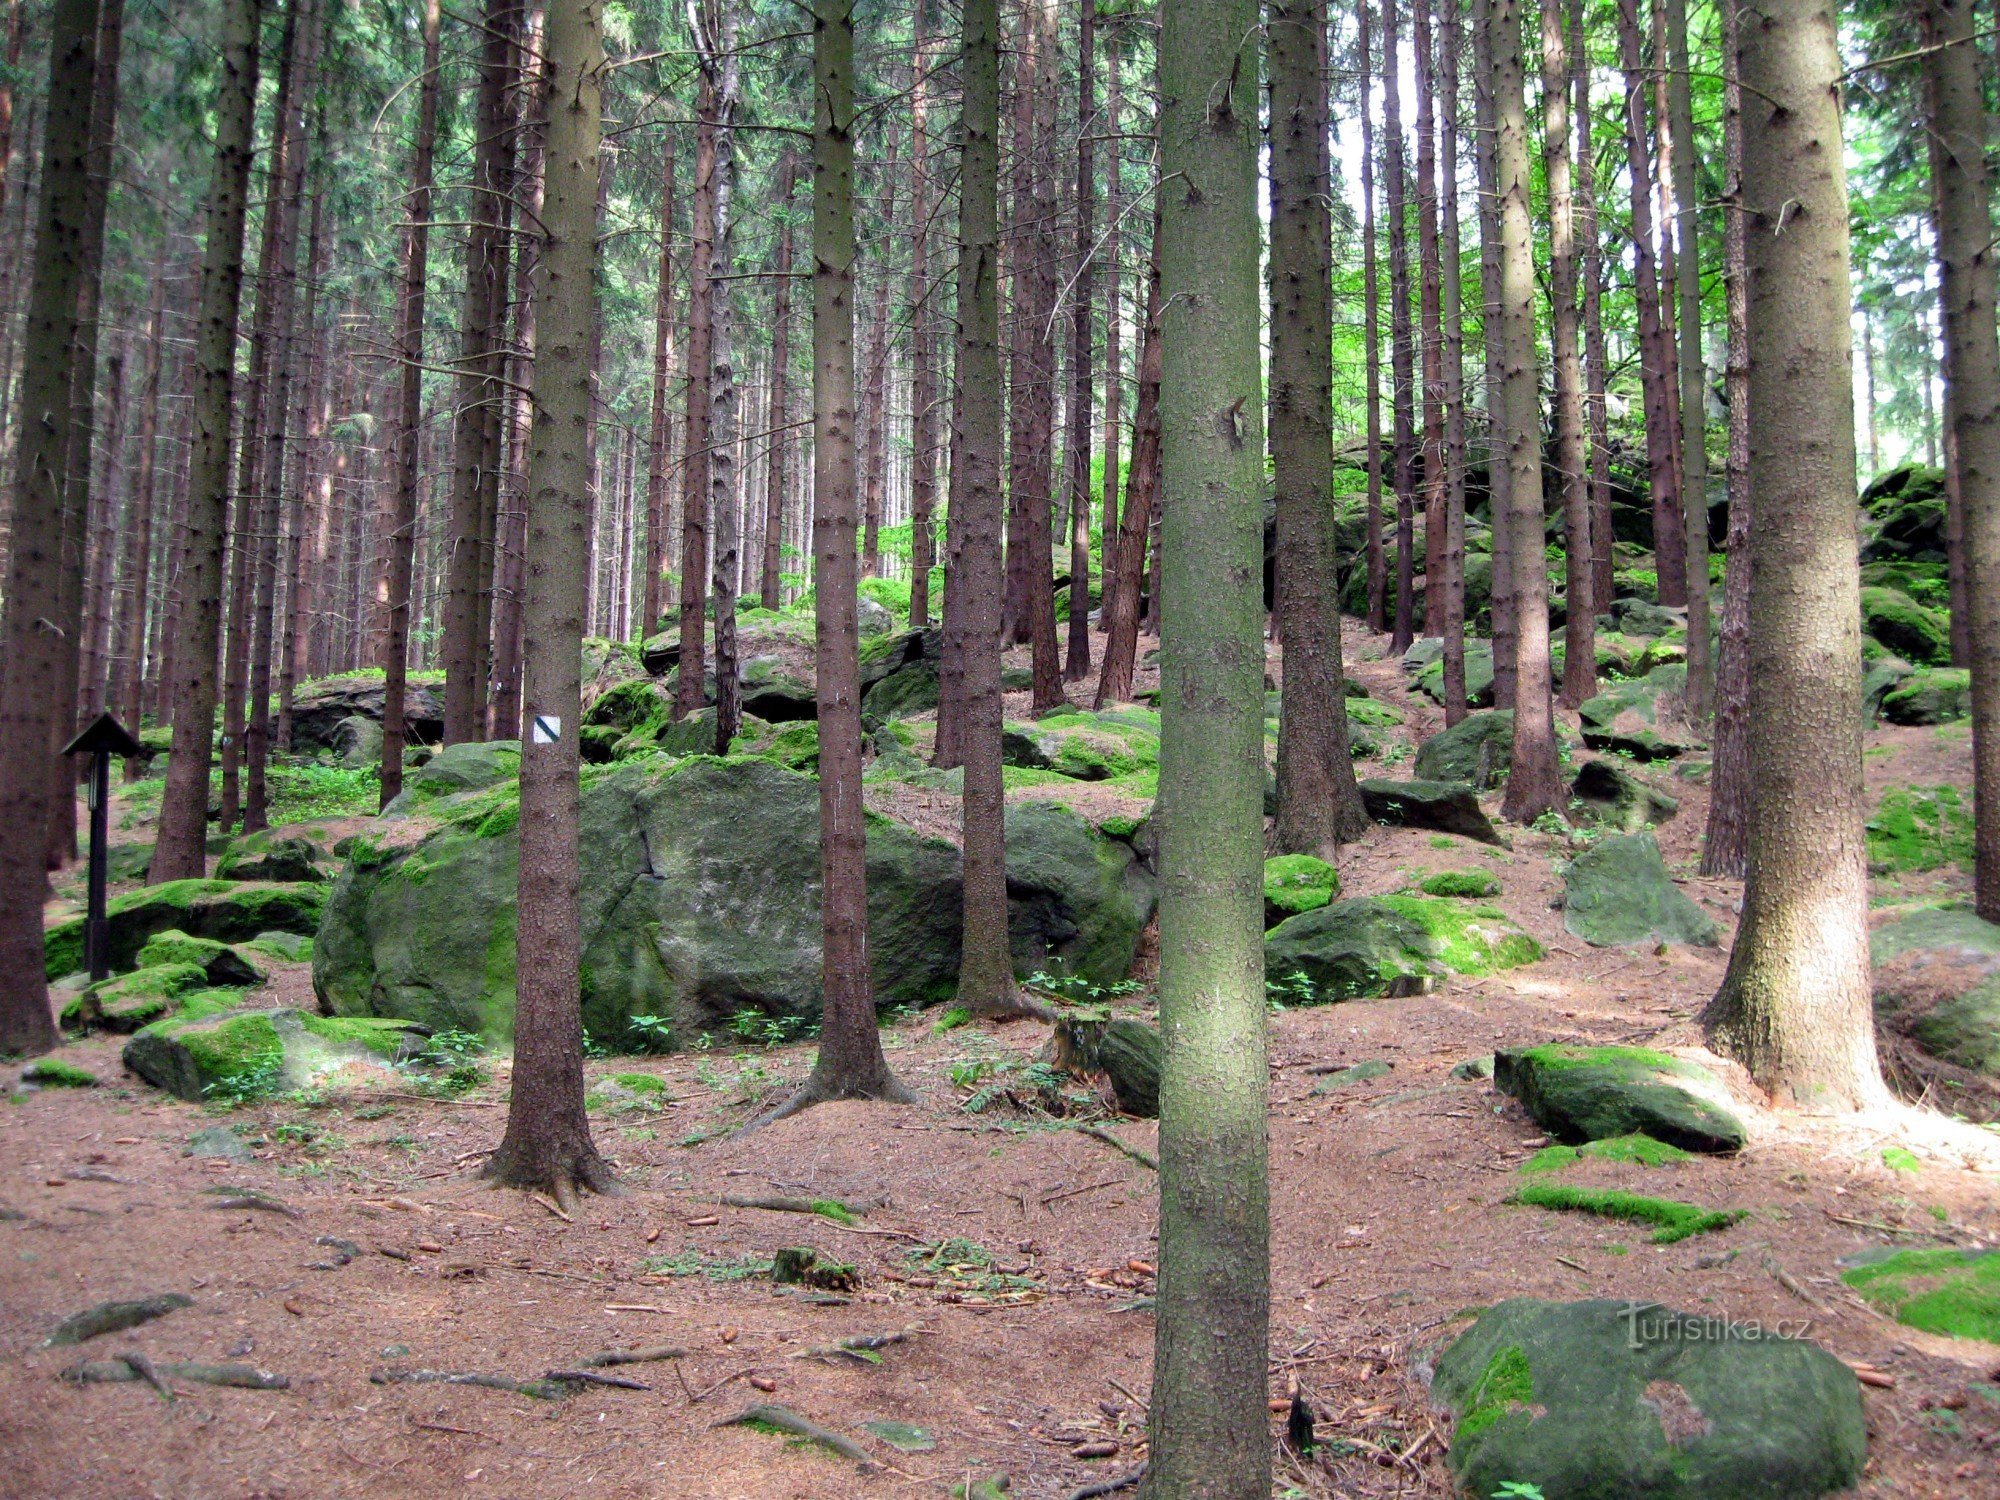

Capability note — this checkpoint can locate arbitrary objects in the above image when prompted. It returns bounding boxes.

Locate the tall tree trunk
[677,40,721,720]
[1062,0,1095,681]
[1701,0,1750,879]
[113,249,170,728]
[442,0,521,744]
[698,0,742,753]
[1493,0,1561,824]
[278,190,331,754]
[1093,211,1162,708]
[1438,0,1469,718]
[1141,2,1269,1493]
[484,0,614,1203]
[80,344,127,718]
[1271,0,1368,856]
[1098,28,1124,601]
[1701,0,1886,1109]
[1574,0,1615,624]
[1924,0,2000,924]
[1614,0,1687,610]
[1666,0,1711,716]
[770,0,915,1117]
[152,0,264,884]
[244,0,319,832]
[1383,0,1418,653]
[1473,0,1515,707]
[378,0,442,808]
[1415,0,1447,658]
[1543,0,1593,708]
[643,127,679,633]
[761,150,797,612]
[859,127,900,578]
[1359,0,1386,633]
[1860,315,1881,480]
[0,0,103,1054]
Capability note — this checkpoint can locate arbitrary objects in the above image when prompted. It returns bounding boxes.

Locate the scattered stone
[1495,1044,1745,1154]
[43,1293,194,1348]
[1570,761,1679,832]
[1841,1247,2000,1344]
[1562,832,1716,948]
[136,931,266,987]
[1360,778,1503,845]
[1859,586,1952,667]
[1413,710,1514,790]
[185,1126,254,1162]
[1880,667,1972,726]
[21,1057,97,1088]
[1578,664,1697,761]
[1265,896,1541,1002]
[1433,1297,1866,1500]
[215,831,330,883]
[1311,1059,1391,1093]
[1263,854,1339,926]
[1451,1054,1495,1081]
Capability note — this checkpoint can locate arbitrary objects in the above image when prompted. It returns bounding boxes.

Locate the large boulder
[290,675,442,752]
[45,881,324,981]
[1563,832,1715,948]
[61,964,210,1034]
[1433,1298,1865,1500]
[330,715,382,768]
[1880,667,1971,726]
[1606,597,1684,639]
[1360,778,1504,845]
[1264,895,1540,1002]
[123,1004,426,1103]
[1003,709,1158,784]
[1570,760,1679,832]
[1413,642,1497,709]
[1414,710,1513,790]
[1495,1043,1745,1153]
[740,659,818,723]
[314,758,1155,1048]
[1859,586,1952,667]
[1263,854,1339,927]
[1859,462,1948,563]
[386,740,521,810]
[215,830,330,883]
[1871,908,2000,1112]
[1578,664,1697,761]
[136,930,266,987]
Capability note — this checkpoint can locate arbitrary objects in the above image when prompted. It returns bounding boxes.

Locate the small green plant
[1529,810,1569,837]
[202,1056,283,1108]
[932,1005,973,1034]
[1021,970,1144,1005]
[1493,1484,1547,1500]
[625,1014,676,1053]
[730,1008,817,1047]
[1265,969,1317,1011]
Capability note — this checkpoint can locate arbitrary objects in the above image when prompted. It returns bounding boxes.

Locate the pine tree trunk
[1093,211,1161,708]
[1359,0,1386,633]
[643,128,680,633]
[700,1,741,752]
[949,0,1025,1018]
[859,127,899,579]
[1062,0,1095,681]
[776,0,914,1114]
[1493,0,1561,824]
[1614,0,1687,611]
[1415,0,1447,658]
[677,40,721,719]
[907,14,938,627]
[1473,0,1516,708]
[1439,0,1469,717]
[1574,0,1615,625]
[761,151,797,612]
[112,249,170,729]
[1271,0,1368,856]
[483,0,614,1203]
[1923,0,2000,924]
[1141,3,1269,1492]
[278,191,331,753]
[378,0,441,807]
[1701,0,1751,880]
[152,0,263,885]
[1098,29,1124,601]
[1542,0,1593,709]
[0,0,103,1053]
[1700,0,1886,1109]
[1666,0,1711,716]
[1383,0,1418,654]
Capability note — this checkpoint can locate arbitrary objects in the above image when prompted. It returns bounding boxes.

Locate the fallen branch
[720,1194,873,1223]
[371,1367,570,1400]
[1064,1465,1146,1500]
[546,1369,651,1391]
[61,1357,287,1391]
[715,1402,875,1469]
[579,1344,688,1369]
[43,1293,193,1348]
[792,1328,918,1364]
[1077,1125,1157,1172]
[208,1194,300,1218]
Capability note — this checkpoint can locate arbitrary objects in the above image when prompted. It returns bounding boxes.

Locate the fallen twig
[546,1369,651,1391]
[1041,1178,1126,1207]
[579,1344,688,1368]
[61,1356,287,1391]
[43,1294,193,1348]
[371,1367,570,1400]
[715,1402,875,1469]
[208,1194,300,1218]
[1063,1464,1146,1500]
[1077,1125,1157,1172]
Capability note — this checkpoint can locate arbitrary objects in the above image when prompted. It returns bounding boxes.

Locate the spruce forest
[5,0,2000,1494]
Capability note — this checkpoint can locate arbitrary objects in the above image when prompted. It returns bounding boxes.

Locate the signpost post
[62,712,144,983]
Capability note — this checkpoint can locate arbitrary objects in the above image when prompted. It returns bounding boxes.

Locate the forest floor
[4,622,1999,1500]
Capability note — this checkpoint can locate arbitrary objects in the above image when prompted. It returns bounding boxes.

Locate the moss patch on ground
[22,1057,98,1087]
[1376,894,1545,975]
[1867,785,1974,874]
[1841,1248,2000,1343]
[1263,854,1340,923]
[1420,869,1501,898]
[1519,1132,1695,1174]
[1511,1181,1745,1243]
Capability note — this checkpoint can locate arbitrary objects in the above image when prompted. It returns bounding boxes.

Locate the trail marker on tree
[63,711,143,982]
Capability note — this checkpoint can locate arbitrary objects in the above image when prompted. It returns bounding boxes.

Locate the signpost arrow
[62,712,144,983]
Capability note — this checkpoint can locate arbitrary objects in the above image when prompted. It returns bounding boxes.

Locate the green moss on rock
[22,1056,98,1088]
[1419,869,1501,898]
[1867,785,1974,873]
[45,880,323,980]
[1860,586,1952,667]
[136,930,265,987]
[1496,1044,1745,1154]
[1841,1247,2000,1344]
[1264,895,1539,1002]
[1263,854,1339,926]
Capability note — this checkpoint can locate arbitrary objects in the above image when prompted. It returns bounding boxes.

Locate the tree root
[62,1356,287,1392]
[480,1151,620,1213]
[1063,1465,1146,1500]
[371,1367,573,1400]
[43,1293,193,1348]
[1076,1124,1158,1171]
[720,1193,877,1222]
[733,1072,917,1137]
[578,1344,688,1369]
[715,1402,876,1469]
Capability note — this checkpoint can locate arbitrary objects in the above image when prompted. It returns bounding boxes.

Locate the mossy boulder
[1841,1247,2000,1344]
[584,678,671,734]
[290,675,442,752]
[1866,785,1973,874]
[1578,664,1696,761]
[1570,760,1679,832]
[22,1056,98,1088]
[61,963,211,1034]
[1860,462,1948,562]
[313,758,1154,1048]
[1263,854,1340,927]
[214,830,329,884]
[1859,586,1952,667]
[136,930,266,987]
[740,659,818,723]
[1495,1044,1745,1153]
[1343,696,1404,729]
[1434,1297,1866,1500]
[755,720,820,773]
[386,740,521,811]
[1359,778,1503,845]
[1419,868,1500,898]
[1006,709,1159,783]
[1413,642,1496,709]
[244,930,313,964]
[1563,832,1717,948]
[634,707,770,758]
[122,1005,426,1103]
[105,842,154,883]
[329,715,382,768]
[1264,895,1541,1002]
[1880,667,1972,726]
[1607,597,1684,638]
[1871,908,2000,1105]
[1414,710,1513,790]
[45,880,325,980]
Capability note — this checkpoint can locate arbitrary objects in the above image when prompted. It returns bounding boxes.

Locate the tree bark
[378,0,442,808]
[1140,4,1269,1493]
[483,0,616,1204]
[1271,0,1368,856]
[1383,0,1418,654]
[1574,0,1615,625]
[1493,0,1562,824]
[1093,211,1161,709]
[761,150,797,612]
[1701,0,1886,1109]
[1543,0,1593,708]
[1701,0,1750,879]
[698,0,741,753]
[0,0,103,1054]
[1666,0,1711,716]
[1439,0,1469,723]
[677,38,721,719]
[1923,0,2000,924]
[1472,0,1515,707]
[112,248,170,729]
[1358,0,1386,633]
[152,0,264,884]
[1062,0,1095,681]
[1415,0,1447,657]
[859,126,899,579]
[278,189,331,755]
[643,127,680,632]
[1098,28,1124,604]
[771,0,915,1116]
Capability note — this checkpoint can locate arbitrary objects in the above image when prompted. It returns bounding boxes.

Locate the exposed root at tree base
[734,1072,919,1137]
[480,1151,620,1214]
